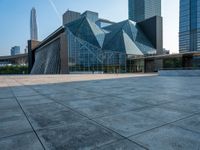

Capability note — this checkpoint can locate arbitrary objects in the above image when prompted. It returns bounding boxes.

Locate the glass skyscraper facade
[128,0,161,22]
[179,0,200,53]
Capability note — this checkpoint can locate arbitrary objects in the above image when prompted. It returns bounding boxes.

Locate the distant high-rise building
[179,0,200,53]
[128,0,161,22]
[10,46,20,56]
[30,7,38,40]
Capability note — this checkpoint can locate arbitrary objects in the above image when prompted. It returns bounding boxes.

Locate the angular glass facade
[179,0,200,53]
[66,11,157,73]
[67,30,127,73]
[128,0,161,22]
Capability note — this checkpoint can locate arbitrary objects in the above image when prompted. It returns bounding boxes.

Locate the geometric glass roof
[66,17,157,56]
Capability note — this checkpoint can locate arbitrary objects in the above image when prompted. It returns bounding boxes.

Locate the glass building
[66,11,157,73]
[179,0,200,53]
[30,10,161,74]
[10,46,20,56]
[128,0,161,22]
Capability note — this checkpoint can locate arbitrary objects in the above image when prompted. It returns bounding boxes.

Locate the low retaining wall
[159,70,200,76]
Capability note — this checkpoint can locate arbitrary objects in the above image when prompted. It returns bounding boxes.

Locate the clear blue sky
[0,0,179,56]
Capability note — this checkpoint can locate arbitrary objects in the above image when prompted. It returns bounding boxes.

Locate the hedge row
[0,65,28,74]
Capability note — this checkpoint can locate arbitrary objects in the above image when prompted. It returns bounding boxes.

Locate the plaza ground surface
[0,74,200,150]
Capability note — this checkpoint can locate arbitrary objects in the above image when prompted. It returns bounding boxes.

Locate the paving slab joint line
[0,131,34,141]
[12,77,200,149]
[8,82,46,150]
[18,81,149,150]
[45,95,149,150]
[90,105,152,120]
[126,111,200,138]
[170,122,200,135]
[107,93,175,107]
[96,138,149,150]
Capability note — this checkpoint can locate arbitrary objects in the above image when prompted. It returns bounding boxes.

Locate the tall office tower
[128,0,163,54]
[128,0,161,22]
[11,46,20,56]
[179,0,200,53]
[30,7,38,40]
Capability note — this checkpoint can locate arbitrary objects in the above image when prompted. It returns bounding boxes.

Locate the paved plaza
[0,74,200,150]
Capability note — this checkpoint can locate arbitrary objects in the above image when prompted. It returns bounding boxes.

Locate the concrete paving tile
[0,114,32,138]
[116,93,173,105]
[0,91,14,99]
[48,90,102,102]
[64,97,104,109]
[38,120,122,150]
[97,139,146,150]
[134,107,190,123]
[24,102,68,114]
[0,108,24,122]
[70,97,147,118]
[130,124,200,150]
[17,95,54,107]
[99,88,132,95]
[95,111,165,137]
[160,101,200,114]
[32,85,72,95]
[0,95,15,99]
[1,75,200,149]
[34,88,63,95]
[0,98,19,110]
[24,102,87,130]
[180,97,200,105]
[11,87,39,97]
[0,132,44,150]
[173,114,200,134]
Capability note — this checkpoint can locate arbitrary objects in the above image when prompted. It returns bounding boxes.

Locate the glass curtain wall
[67,30,127,73]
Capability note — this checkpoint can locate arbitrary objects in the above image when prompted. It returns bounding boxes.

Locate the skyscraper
[30,7,38,40]
[128,0,161,22]
[179,0,200,53]
[10,46,20,56]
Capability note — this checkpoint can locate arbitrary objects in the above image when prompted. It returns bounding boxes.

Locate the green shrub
[0,65,28,74]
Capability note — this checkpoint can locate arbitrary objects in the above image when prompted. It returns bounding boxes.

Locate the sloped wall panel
[31,39,61,74]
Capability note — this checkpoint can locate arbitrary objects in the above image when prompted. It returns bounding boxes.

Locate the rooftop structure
[63,10,81,25]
